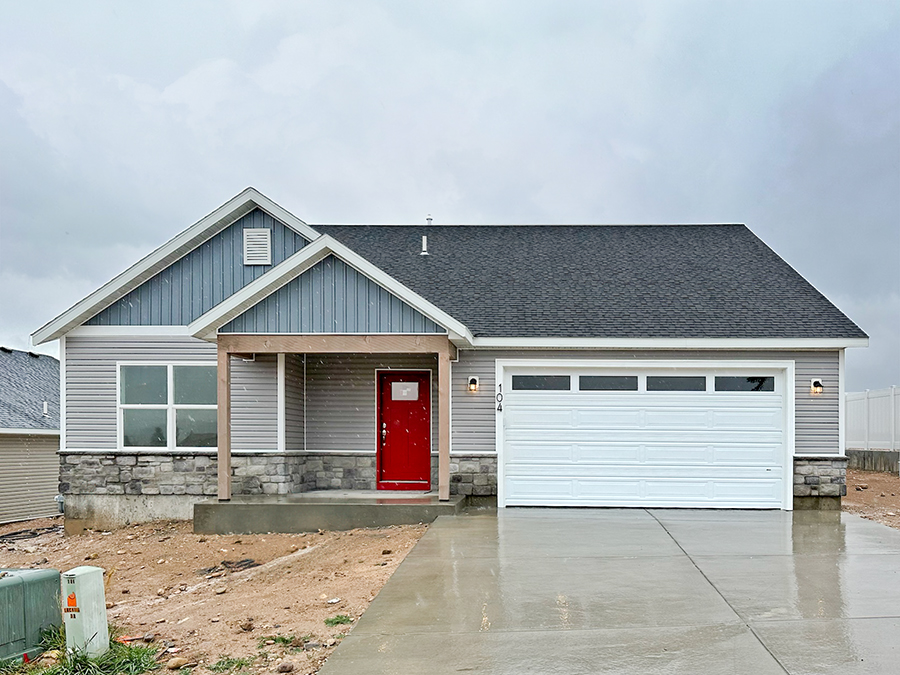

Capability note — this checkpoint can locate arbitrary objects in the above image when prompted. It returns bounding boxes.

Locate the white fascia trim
[188,235,475,345]
[67,326,194,337]
[471,337,869,350]
[0,428,60,436]
[31,187,320,346]
[59,334,66,452]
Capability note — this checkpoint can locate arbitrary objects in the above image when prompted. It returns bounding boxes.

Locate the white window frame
[117,362,218,451]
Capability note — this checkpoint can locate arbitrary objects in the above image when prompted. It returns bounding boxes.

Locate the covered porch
[202,334,459,533]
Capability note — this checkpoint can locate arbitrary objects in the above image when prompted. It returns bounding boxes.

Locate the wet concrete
[320,509,900,674]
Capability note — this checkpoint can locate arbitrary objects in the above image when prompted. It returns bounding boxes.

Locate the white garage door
[499,363,790,509]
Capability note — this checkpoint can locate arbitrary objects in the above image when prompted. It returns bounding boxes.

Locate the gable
[219,255,446,334]
[86,209,309,326]
[316,224,868,340]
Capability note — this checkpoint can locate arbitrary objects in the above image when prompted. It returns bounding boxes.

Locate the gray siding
[220,255,446,334]
[87,209,309,326]
[0,433,60,524]
[284,355,305,452]
[452,349,841,455]
[305,354,438,454]
[66,337,216,450]
[231,355,278,452]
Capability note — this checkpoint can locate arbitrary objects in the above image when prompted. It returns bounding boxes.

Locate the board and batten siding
[86,209,309,326]
[65,336,276,453]
[304,354,439,455]
[451,349,841,456]
[0,433,60,524]
[220,255,446,334]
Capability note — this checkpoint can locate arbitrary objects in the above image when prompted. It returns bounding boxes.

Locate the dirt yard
[2,475,896,674]
[0,518,426,674]
[843,468,900,530]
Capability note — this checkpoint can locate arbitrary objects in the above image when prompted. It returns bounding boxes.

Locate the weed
[1,627,158,675]
[255,635,295,649]
[209,657,253,673]
[323,615,352,627]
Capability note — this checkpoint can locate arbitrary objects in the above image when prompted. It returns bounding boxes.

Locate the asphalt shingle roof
[315,224,866,339]
[0,347,60,430]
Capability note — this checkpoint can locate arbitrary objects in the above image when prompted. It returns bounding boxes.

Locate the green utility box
[0,569,61,663]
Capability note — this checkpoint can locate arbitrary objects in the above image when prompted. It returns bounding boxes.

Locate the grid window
[120,364,217,449]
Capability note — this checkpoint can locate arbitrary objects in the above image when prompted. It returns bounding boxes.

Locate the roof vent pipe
[426,214,433,225]
[420,235,429,256]
[42,401,49,417]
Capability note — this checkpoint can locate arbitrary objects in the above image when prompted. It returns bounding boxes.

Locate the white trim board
[32,188,320,346]
[0,428,60,436]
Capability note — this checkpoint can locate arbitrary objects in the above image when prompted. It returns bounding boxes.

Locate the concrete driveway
[320,509,900,674]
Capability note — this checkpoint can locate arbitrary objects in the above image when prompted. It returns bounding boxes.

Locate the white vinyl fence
[846,386,899,452]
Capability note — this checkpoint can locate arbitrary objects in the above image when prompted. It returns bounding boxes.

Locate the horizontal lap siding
[87,210,308,326]
[220,255,446,334]
[0,434,60,523]
[66,337,216,450]
[452,350,840,455]
[284,355,305,452]
[231,356,278,451]
[305,354,438,454]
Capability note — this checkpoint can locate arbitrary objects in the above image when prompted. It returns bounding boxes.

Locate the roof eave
[0,427,60,436]
[31,188,319,346]
[469,337,869,350]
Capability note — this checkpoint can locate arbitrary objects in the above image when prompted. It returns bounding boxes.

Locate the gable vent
[243,228,272,265]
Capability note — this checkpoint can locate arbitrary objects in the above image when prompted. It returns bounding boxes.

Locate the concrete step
[193,493,467,534]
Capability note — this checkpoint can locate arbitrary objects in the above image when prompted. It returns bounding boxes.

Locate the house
[0,347,60,524]
[31,188,867,530]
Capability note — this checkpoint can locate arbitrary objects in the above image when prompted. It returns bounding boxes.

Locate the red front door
[377,371,431,490]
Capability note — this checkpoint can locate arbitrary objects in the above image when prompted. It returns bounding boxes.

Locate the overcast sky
[0,1,897,391]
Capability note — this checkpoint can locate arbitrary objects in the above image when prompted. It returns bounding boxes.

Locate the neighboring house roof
[315,224,867,340]
[0,347,59,432]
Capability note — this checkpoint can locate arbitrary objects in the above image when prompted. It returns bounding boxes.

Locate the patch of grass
[255,635,295,649]
[1,627,158,675]
[209,657,253,673]
[323,615,353,627]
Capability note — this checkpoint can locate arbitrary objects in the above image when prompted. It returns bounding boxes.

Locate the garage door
[499,363,789,509]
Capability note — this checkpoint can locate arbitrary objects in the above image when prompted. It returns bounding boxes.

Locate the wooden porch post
[438,350,451,501]
[217,343,232,501]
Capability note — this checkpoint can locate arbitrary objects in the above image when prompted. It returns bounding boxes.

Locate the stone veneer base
[58,452,847,528]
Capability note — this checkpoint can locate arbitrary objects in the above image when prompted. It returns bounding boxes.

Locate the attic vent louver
[243,229,272,265]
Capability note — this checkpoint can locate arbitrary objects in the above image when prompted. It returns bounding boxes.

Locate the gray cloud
[1,0,897,389]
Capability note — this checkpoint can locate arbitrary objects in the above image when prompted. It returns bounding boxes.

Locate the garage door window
[579,375,638,391]
[647,376,706,391]
[715,376,775,392]
[511,375,570,391]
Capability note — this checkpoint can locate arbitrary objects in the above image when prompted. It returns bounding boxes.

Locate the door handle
[381,422,387,441]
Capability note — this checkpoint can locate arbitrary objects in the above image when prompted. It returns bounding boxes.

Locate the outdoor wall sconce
[467,376,480,393]
[810,379,824,395]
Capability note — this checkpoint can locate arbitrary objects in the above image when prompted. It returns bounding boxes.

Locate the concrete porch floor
[193,491,467,534]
